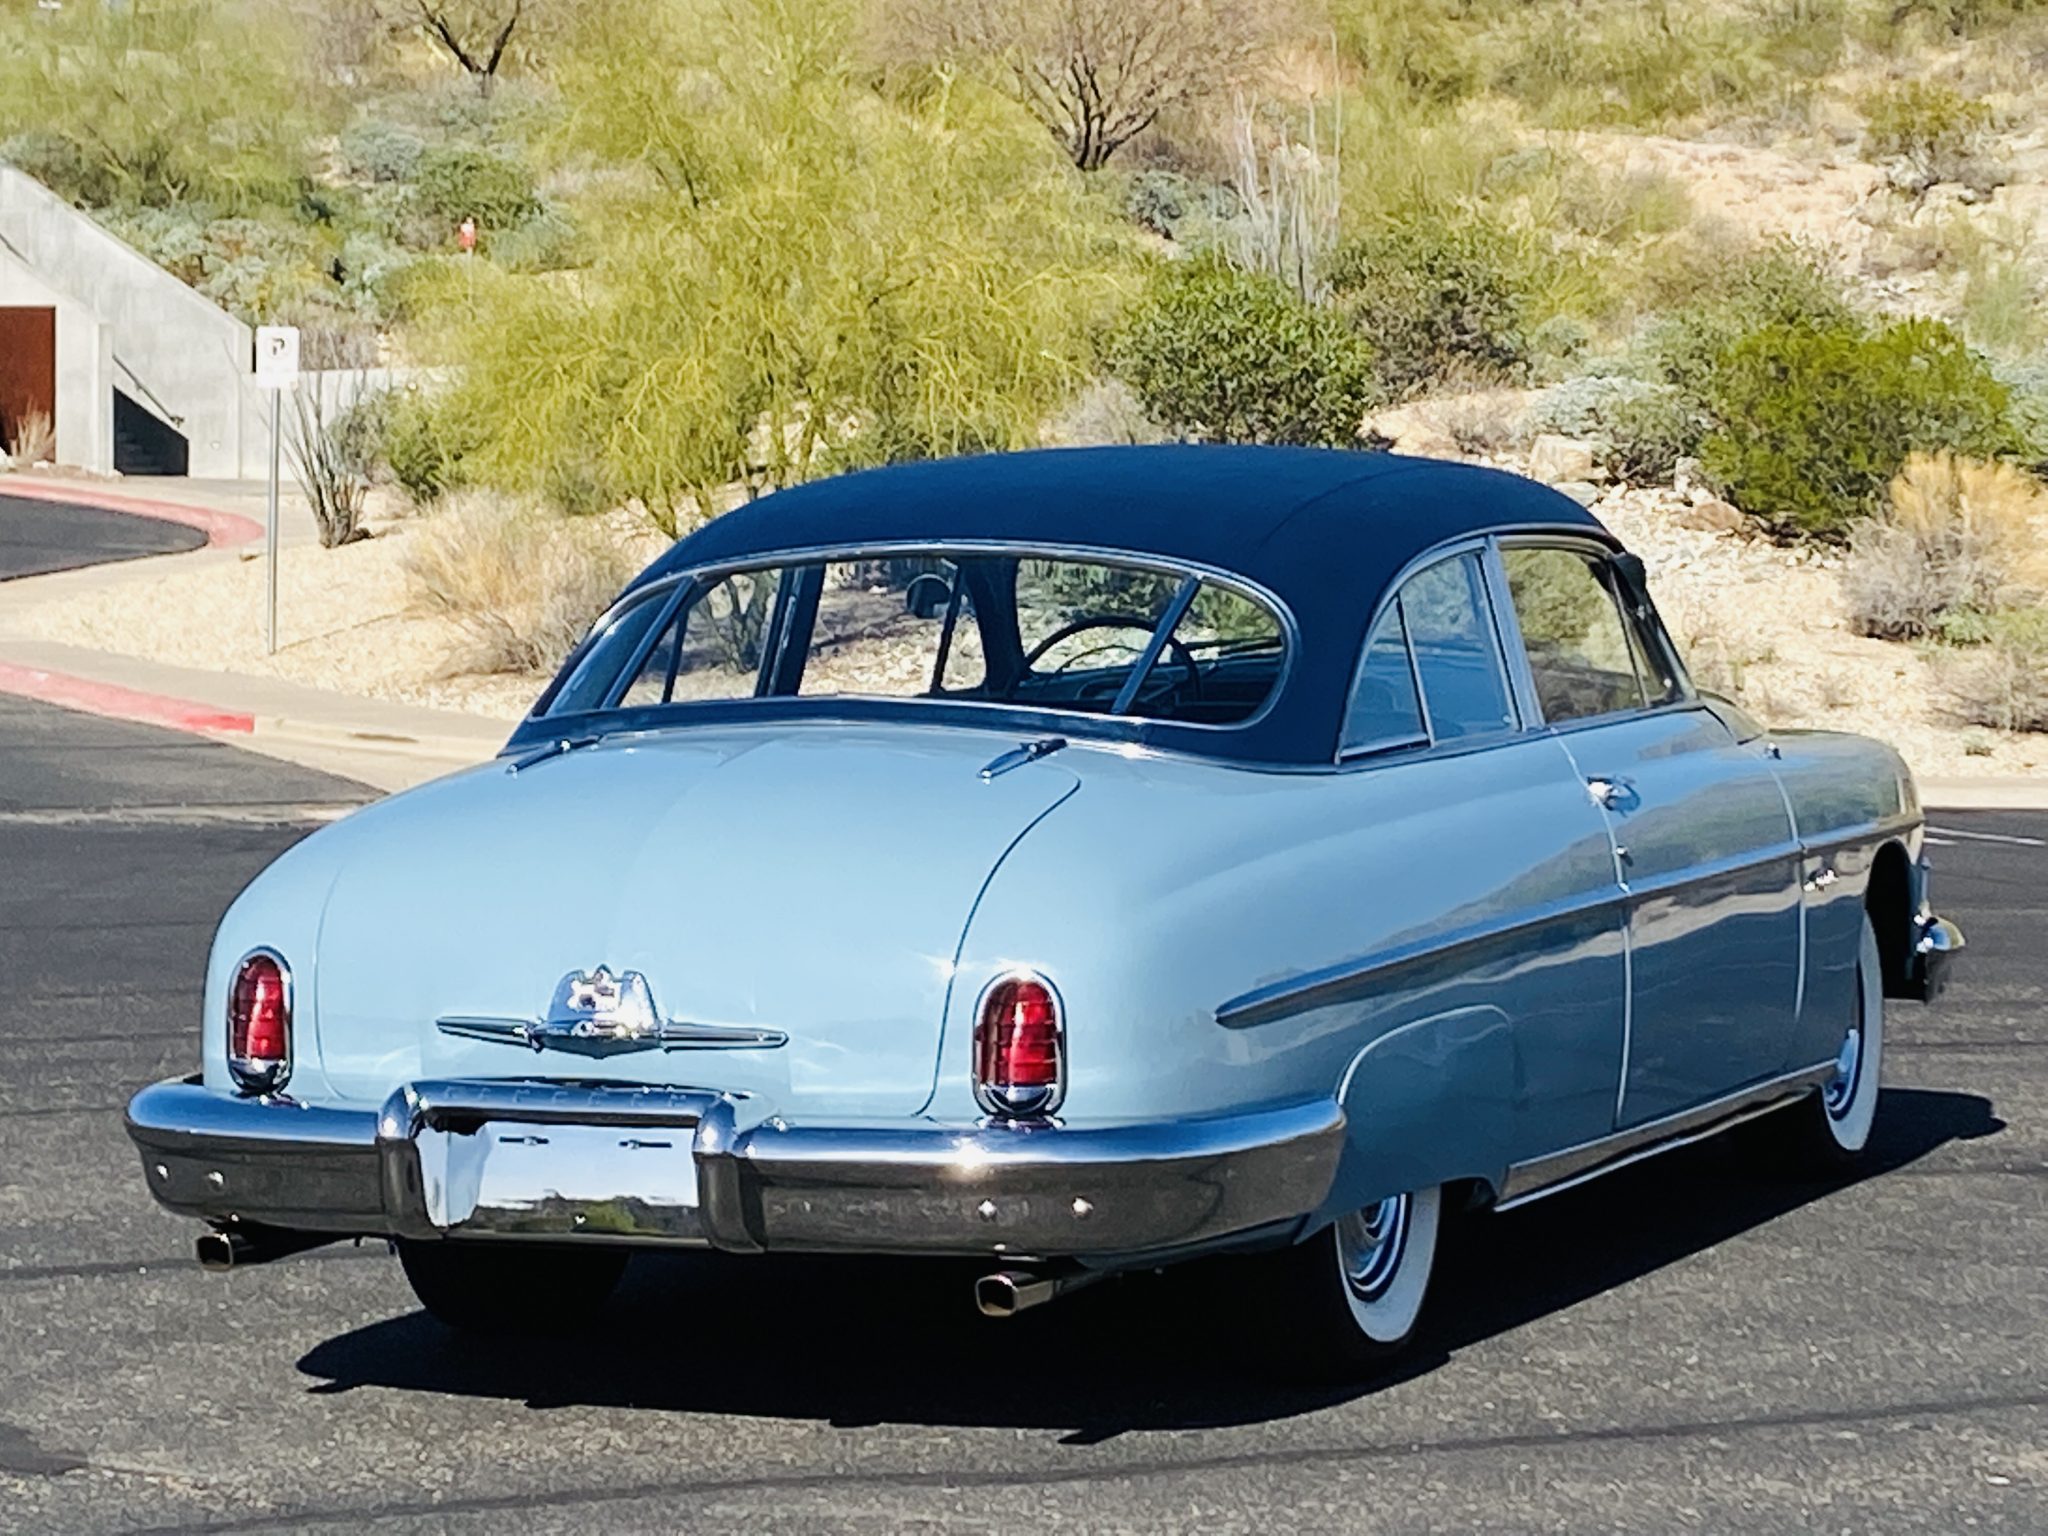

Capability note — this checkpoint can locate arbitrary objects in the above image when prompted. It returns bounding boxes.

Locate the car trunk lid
[310,724,1077,1115]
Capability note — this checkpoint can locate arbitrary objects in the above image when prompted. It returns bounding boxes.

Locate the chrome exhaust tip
[975,1268,1060,1318]
[195,1224,337,1272]
[195,1228,247,1272]
[974,1266,1111,1318]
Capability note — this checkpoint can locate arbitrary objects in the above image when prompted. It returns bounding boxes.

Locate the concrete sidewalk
[0,636,507,791]
[1,471,506,790]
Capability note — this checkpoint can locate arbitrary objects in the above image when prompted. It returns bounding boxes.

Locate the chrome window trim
[1337,537,1523,762]
[1334,522,1603,766]
[1491,532,1702,732]
[538,540,1300,738]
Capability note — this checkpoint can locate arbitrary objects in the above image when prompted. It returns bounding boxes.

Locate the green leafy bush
[382,388,482,505]
[1328,219,1535,398]
[1107,258,1378,446]
[1699,318,2019,537]
[403,145,541,244]
[1645,246,1856,400]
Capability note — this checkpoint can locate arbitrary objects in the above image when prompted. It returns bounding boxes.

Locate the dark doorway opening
[113,388,189,476]
[0,306,57,461]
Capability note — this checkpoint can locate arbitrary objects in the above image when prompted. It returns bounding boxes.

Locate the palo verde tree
[444,0,1131,533]
[878,0,1284,170]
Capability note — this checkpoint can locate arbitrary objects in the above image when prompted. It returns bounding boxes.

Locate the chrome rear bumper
[126,1076,1345,1262]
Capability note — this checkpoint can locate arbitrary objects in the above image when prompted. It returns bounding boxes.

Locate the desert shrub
[457,0,1118,530]
[1526,373,1703,480]
[1602,387,1706,481]
[1843,453,2048,638]
[402,496,641,675]
[1932,609,2048,732]
[1995,358,2048,460]
[1107,257,1378,446]
[1860,80,1993,186]
[403,144,540,241]
[382,388,482,504]
[285,384,380,548]
[1044,379,1167,447]
[1645,246,1856,399]
[1961,249,2046,356]
[1699,318,2018,537]
[0,130,120,206]
[340,120,426,184]
[1331,0,1488,106]
[5,406,55,464]
[1329,219,1536,398]
[1489,0,1774,129]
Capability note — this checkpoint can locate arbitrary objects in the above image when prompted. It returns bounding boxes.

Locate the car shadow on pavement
[297,1087,2001,1440]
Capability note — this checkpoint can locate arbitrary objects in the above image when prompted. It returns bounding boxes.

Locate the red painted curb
[0,660,256,735]
[0,476,265,549]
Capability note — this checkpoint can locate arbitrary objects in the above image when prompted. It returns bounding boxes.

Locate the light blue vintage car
[127,446,1963,1373]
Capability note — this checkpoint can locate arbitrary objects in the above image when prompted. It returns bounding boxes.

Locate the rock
[1365,407,1459,461]
[1529,433,1599,485]
[1552,480,1601,507]
[1675,496,1747,534]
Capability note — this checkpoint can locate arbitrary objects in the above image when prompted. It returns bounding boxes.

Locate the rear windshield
[543,550,1289,729]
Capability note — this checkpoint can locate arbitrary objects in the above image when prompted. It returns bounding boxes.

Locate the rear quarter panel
[942,737,1629,1215]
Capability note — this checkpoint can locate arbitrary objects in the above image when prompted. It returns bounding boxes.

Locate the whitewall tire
[1263,1184,1443,1376]
[1763,911,1886,1169]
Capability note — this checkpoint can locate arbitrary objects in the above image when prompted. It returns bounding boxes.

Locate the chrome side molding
[1495,1060,1836,1210]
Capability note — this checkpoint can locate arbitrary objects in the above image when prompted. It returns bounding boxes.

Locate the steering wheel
[1021,615,1203,708]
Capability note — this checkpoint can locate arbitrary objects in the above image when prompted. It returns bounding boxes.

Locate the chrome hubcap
[1337,1193,1410,1301]
[1825,1023,1862,1118]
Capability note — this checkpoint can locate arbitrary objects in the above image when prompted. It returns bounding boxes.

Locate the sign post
[254,325,299,656]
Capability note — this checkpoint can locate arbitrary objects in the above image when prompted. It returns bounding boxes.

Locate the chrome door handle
[1586,775,1636,810]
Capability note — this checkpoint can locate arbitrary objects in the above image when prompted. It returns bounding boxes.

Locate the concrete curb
[0,659,256,734]
[0,475,265,549]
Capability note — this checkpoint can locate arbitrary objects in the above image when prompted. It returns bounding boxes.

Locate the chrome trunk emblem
[437,966,787,1055]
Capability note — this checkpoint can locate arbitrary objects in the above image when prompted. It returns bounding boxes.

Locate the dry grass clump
[1933,611,2048,733]
[1842,453,2048,640]
[5,407,55,464]
[401,494,641,676]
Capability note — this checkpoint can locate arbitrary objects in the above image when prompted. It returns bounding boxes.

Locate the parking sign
[255,326,300,390]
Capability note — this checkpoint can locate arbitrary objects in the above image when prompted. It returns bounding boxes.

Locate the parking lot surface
[1,692,2043,1533]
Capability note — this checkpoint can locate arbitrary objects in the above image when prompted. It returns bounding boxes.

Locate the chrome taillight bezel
[226,947,293,1096]
[971,968,1066,1121]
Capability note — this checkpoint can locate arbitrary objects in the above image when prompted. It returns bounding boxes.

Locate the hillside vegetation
[2,0,2046,754]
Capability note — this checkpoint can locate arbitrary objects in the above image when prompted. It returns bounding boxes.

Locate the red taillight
[973,974,1063,1118]
[228,951,290,1093]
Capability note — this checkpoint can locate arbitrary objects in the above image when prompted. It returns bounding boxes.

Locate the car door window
[1501,547,1649,723]
[1343,550,1515,752]
[1400,552,1517,740]
[1342,601,1426,753]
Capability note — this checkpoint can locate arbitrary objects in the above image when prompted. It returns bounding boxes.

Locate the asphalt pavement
[0,683,2040,1534]
[0,493,206,582]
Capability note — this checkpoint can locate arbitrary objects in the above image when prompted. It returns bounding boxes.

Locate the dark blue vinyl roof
[622,447,1611,764]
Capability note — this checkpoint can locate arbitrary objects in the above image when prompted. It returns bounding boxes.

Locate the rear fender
[1315,1004,1517,1227]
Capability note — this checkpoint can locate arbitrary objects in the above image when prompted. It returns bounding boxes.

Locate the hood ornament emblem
[437,966,787,1055]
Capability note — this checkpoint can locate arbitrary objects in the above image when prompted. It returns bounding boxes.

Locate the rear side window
[1501,547,1649,723]
[1342,550,1515,754]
